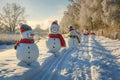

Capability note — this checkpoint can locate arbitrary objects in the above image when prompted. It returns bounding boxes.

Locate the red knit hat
[51,20,58,25]
[19,23,32,33]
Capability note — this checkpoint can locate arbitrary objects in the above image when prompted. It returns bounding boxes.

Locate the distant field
[0,34,20,45]
[0,33,47,45]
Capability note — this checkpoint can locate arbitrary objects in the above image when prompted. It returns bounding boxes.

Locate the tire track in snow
[70,37,98,80]
[88,37,106,80]
[89,37,109,80]
[48,48,77,80]
[57,39,92,80]
[77,39,92,80]
[32,48,75,80]
[32,37,120,80]
[57,49,80,80]
[88,38,97,80]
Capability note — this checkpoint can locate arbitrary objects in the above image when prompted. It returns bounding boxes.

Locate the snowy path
[32,48,77,80]
[89,37,120,80]
[32,37,120,80]
[0,37,120,80]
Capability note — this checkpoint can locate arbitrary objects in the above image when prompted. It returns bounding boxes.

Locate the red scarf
[19,39,34,43]
[91,33,95,35]
[48,34,66,47]
[76,31,80,34]
[69,29,74,32]
[14,39,34,48]
[83,33,89,36]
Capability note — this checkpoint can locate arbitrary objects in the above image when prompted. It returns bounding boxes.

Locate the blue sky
[0,0,69,29]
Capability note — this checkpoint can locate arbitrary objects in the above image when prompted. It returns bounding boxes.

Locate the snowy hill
[0,36,120,80]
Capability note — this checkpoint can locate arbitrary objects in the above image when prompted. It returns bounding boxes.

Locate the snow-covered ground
[0,36,120,80]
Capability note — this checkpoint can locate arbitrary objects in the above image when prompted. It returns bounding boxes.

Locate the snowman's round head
[70,29,77,35]
[19,23,34,39]
[91,30,94,33]
[50,20,60,34]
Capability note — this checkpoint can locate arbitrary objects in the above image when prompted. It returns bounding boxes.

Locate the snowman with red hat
[90,30,96,40]
[46,20,66,54]
[14,23,39,65]
[68,26,80,48]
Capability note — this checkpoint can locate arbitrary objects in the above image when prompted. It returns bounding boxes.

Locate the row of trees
[60,0,120,35]
[0,3,26,33]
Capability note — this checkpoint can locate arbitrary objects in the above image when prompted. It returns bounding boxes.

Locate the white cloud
[27,5,67,30]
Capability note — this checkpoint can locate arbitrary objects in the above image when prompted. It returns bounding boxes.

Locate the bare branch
[0,3,26,32]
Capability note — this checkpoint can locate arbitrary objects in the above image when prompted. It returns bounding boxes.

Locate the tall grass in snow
[0,34,20,45]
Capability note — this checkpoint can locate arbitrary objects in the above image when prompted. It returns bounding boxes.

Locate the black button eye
[28,47,30,49]
[28,57,30,59]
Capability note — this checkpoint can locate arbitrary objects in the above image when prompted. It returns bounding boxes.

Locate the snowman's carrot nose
[30,34,34,36]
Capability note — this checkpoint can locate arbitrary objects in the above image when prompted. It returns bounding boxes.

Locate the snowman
[68,26,80,48]
[90,30,96,40]
[14,23,39,65]
[83,29,89,42]
[46,20,66,54]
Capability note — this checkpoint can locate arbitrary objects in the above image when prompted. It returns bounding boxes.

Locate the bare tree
[0,3,26,32]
